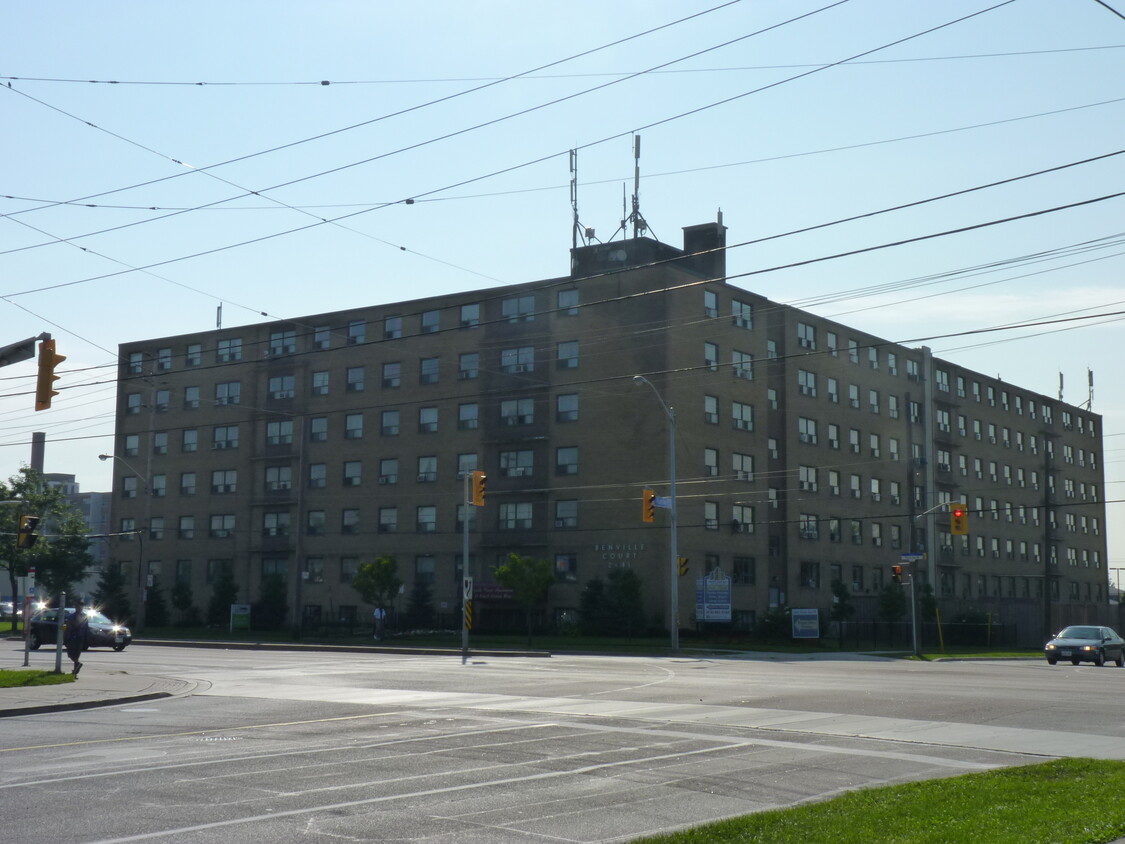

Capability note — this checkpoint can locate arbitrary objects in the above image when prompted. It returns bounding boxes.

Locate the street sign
[653,496,672,509]
[463,577,473,601]
[900,553,925,562]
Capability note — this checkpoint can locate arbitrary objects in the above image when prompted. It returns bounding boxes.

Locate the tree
[0,468,95,628]
[145,579,169,627]
[579,578,610,636]
[877,582,907,623]
[93,563,132,623]
[170,579,201,627]
[492,553,553,646]
[579,568,645,637]
[352,556,402,636]
[206,564,239,626]
[252,573,288,630]
[405,578,435,629]
[829,579,856,623]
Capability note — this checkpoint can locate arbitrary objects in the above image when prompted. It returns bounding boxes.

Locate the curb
[0,691,175,718]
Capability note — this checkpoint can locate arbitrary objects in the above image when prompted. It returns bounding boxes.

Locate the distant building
[43,473,110,601]
[106,219,1107,641]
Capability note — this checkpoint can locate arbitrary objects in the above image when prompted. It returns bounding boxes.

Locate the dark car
[27,608,132,652]
[0,601,22,620]
[1044,625,1125,666]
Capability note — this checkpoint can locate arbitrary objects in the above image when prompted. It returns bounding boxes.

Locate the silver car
[1044,626,1125,666]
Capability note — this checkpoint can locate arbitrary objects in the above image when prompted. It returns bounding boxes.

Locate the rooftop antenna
[1059,371,1064,402]
[1085,368,1095,410]
[630,134,648,239]
[216,303,223,330]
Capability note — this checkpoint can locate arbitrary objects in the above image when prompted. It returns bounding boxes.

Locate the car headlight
[1046,644,1056,650]
[1081,645,1095,651]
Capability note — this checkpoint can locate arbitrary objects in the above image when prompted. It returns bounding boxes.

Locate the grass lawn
[0,668,74,688]
[633,758,1125,844]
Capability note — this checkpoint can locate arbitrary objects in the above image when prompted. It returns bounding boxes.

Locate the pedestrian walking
[373,606,385,640]
[64,601,90,677]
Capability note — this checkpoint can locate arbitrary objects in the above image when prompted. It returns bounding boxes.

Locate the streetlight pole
[633,375,679,654]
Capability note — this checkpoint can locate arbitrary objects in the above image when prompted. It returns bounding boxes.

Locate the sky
[2,0,1124,577]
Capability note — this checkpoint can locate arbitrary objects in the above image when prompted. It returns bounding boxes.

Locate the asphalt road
[3,645,1122,843]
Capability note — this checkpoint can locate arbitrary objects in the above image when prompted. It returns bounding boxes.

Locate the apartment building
[107,219,1107,638]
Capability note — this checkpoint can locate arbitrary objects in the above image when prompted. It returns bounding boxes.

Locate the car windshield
[1058,626,1100,640]
[84,611,113,625]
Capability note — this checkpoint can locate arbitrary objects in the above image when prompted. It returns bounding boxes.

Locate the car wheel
[1094,651,1106,667]
[112,643,127,652]
[1071,659,1081,665]
[1047,657,1057,665]
[28,631,41,650]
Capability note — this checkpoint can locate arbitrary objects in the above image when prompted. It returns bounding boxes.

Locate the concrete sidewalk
[0,664,197,717]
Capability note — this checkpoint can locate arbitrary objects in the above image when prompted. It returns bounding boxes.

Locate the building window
[501,346,535,373]
[547,394,576,425]
[378,508,397,533]
[379,458,398,485]
[343,461,362,487]
[209,514,235,539]
[416,506,436,533]
[731,402,753,432]
[311,371,329,396]
[217,338,242,362]
[458,403,479,430]
[266,420,293,445]
[313,326,331,350]
[418,407,438,433]
[343,366,364,392]
[556,446,578,475]
[381,409,400,436]
[732,350,753,380]
[211,469,237,494]
[183,386,200,409]
[555,499,578,529]
[558,288,579,315]
[549,341,577,372]
[733,452,754,481]
[308,463,326,489]
[340,557,359,584]
[555,554,578,582]
[800,561,820,589]
[383,315,402,339]
[460,303,480,328]
[269,329,297,356]
[733,556,755,585]
[345,414,363,440]
[265,466,292,491]
[703,342,718,371]
[180,472,196,496]
[797,322,816,349]
[704,501,719,530]
[125,393,142,415]
[420,357,440,384]
[211,425,238,452]
[732,299,753,329]
[181,429,197,453]
[798,417,817,445]
[704,395,718,424]
[500,450,534,478]
[502,295,535,322]
[341,509,359,535]
[499,502,533,530]
[347,320,366,345]
[185,344,202,367]
[152,431,168,455]
[416,455,437,483]
[500,397,534,426]
[458,352,479,380]
[306,510,325,536]
[215,381,240,406]
[733,504,754,533]
[263,512,291,537]
[381,362,400,388]
[262,558,288,578]
[151,475,166,498]
[178,517,194,540]
[309,416,327,442]
[421,310,440,334]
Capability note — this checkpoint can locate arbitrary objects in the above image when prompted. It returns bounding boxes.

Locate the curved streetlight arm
[99,453,150,492]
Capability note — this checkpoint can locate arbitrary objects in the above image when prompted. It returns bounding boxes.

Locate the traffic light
[642,488,655,523]
[470,470,487,506]
[35,339,65,411]
[950,506,968,535]
[891,565,903,584]
[678,556,689,576]
[16,515,40,549]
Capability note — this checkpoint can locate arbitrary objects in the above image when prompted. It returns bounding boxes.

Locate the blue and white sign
[791,608,820,639]
[695,569,731,622]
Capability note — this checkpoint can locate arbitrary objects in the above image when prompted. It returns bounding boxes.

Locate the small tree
[206,564,239,626]
[405,579,435,630]
[829,579,855,623]
[170,579,201,627]
[492,553,553,646]
[252,573,288,631]
[352,556,402,636]
[93,563,132,624]
[877,582,907,623]
[579,578,610,636]
[145,579,169,627]
[605,568,645,637]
